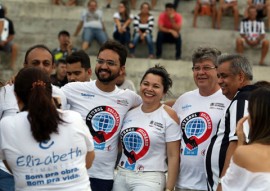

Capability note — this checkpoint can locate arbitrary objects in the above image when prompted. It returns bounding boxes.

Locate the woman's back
[0,110,93,191]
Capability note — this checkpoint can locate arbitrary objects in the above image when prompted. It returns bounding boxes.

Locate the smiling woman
[112,65,181,191]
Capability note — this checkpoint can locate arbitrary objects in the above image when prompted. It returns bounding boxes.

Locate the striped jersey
[240,18,265,41]
[205,85,257,191]
[252,0,266,4]
[132,14,154,34]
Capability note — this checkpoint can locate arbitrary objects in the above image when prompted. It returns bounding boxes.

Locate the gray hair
[217,54,253,81]
[192,46,222,66]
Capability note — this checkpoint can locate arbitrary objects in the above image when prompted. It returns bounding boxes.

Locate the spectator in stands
[66,50,92,82]
[52,0,77,6]
[73,0,108,51]
[129,2,155,58]
[173,47,230,191]
[221,87,270,191]
[205,54,256,191]
[216,0,239,30]
[236,5,269,66]
[115,69,136,92]
[0,5,18,71]
[113,1,132,47]
[156,3,182,60]
[112,65,180,191]
[193,0,217,28]
[244,0,270,32]
[50,59,68,87]
[52,30,77,63]
[0,67,95,190]
[129,0,157,10]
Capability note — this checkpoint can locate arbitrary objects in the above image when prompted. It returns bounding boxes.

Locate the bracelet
[165,189,172,191]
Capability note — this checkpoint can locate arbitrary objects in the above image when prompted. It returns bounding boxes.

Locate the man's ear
[120,66,126,76]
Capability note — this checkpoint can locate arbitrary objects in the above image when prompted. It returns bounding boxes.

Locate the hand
[236,116,249,146]
[170,30,179,38]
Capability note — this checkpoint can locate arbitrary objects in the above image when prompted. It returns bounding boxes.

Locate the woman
[221,87,270,191]
[129,2,155,58]
[113,1,132,47]
[112,65,181,191]
[0,67,95,190]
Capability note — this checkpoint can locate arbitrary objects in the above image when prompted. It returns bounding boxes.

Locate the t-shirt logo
[181,112,212,156]
[86,106,120,150]
[120,127,150,171]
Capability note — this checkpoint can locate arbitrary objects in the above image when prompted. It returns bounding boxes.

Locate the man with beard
[66,50,92,82]
[62,40,142,191]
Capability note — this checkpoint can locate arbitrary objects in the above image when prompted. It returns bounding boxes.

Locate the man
[205,54,256,191]
[50,59,68,87]
[66,50,92,82]
[156,3,182,60]
[244,0,270,31]
[62,40,141,191]
[115,69,136,92]
[73,0,108,51]
[0,5,18,71]
[236,5,269,66]
[0,44,68,191]
[52,30,77,63]
[216,0,239,30]
[172,47,230,191]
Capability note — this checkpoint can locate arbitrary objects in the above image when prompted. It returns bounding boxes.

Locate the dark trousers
[156,31,182,59]
[113,30,131,46]
[90,177,114,191]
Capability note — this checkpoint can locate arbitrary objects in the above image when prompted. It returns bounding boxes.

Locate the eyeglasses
[96,59,118,67]
[192,66,217,72]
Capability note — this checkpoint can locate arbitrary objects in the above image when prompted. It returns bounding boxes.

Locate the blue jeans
[82,27,108,45]
[112,168,166,191]
[0,169,15,191]
[90,177,114,191]
[156,31,182,59]
[130,32,154,55]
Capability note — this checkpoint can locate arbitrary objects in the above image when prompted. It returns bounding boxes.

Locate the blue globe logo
[93,112,115,132]
[185,118,206,138]
[123,133,143,152]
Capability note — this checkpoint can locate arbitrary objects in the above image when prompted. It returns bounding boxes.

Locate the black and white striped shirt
[252,0,266,4]
[205,85,257,191]
[132,14,154,34]
[240,18,265,41]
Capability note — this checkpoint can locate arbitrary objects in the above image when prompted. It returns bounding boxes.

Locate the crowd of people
[1,0,270,191]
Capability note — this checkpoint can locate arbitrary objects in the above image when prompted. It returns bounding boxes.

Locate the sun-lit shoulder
[163,105,179,124]
[233,144,270,172]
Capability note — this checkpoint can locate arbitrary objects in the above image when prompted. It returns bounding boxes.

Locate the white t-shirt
[113,12,133,32]
[173,89,230,190]
[118,104,181,172]
[81,9,103,29]
[0,84,18,120]
[0,84,68,174]
[52,85,68,110]
[222,159,270,191]
[61,80,142,179]
[0,110,94,191]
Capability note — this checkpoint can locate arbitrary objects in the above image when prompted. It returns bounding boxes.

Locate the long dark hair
[248,87,270,144]
[14,67,64,142]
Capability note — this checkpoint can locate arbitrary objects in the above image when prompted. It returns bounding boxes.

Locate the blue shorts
[82,27,108,45]
[0,41,13,53]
